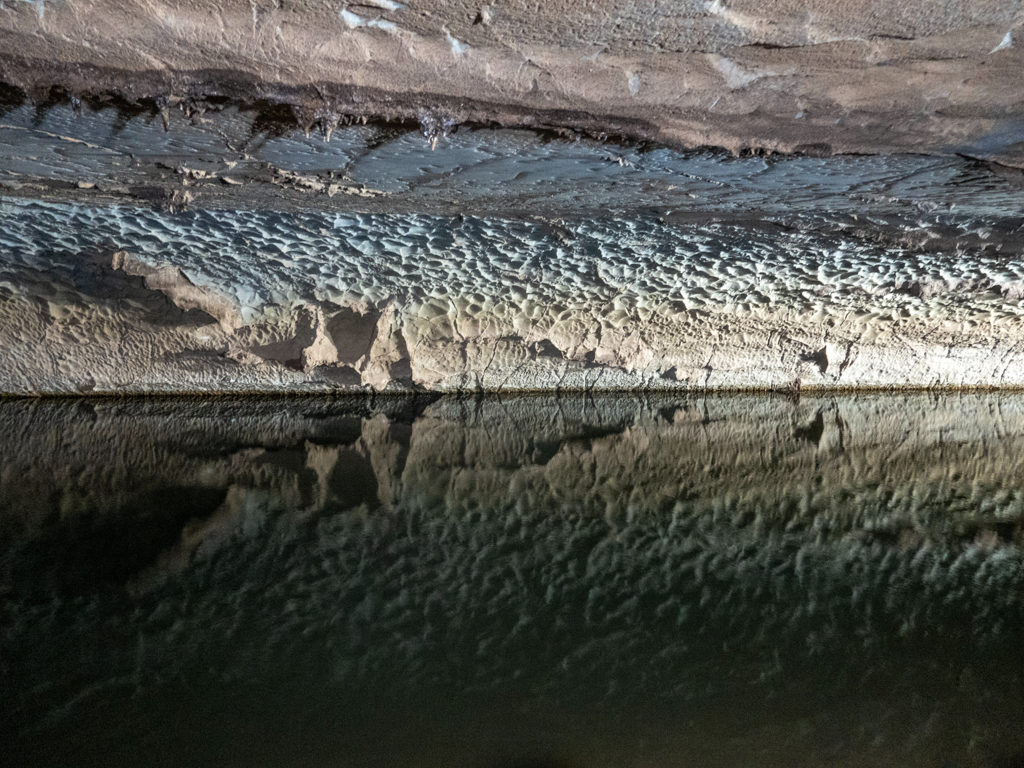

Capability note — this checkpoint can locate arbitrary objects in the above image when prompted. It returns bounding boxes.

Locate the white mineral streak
[991,30,1014,54]
[2,198,1024,394]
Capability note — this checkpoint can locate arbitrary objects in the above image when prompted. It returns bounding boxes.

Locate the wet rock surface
[2,393,1024,766]
[4,99,1022,218]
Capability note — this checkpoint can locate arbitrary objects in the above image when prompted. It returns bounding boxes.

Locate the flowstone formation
[1,1,1023,393]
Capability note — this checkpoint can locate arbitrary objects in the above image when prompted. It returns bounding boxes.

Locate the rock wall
[1,2,1023,393]
[3,393,1024,765]
[2,190,1024,392]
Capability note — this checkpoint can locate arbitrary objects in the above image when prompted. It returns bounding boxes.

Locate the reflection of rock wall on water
[2,0,1023,165]
[2,394,1024,766]
[5,393,1024,539]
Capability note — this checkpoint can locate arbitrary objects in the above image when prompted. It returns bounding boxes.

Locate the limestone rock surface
[1,0,1023,165]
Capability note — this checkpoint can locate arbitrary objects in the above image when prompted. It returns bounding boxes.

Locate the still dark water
[2,393,1024,767]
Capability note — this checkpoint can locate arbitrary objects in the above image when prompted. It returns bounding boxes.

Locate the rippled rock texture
[3,197,1024,393]
[2,99,1024,392]
[3,393,1024,766]
[2,3,1024,393]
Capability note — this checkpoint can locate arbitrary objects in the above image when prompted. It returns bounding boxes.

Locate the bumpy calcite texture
[3,196,1024,392]
[2,94,1023,393]
[3,394,1024,766]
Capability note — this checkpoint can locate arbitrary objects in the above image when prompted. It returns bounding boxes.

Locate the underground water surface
[2,392,1024,767]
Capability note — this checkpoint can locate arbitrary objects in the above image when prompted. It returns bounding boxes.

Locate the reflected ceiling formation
[2,393,1024,766]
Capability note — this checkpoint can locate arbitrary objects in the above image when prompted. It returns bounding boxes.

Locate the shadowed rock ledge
[2,0,1024,166]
